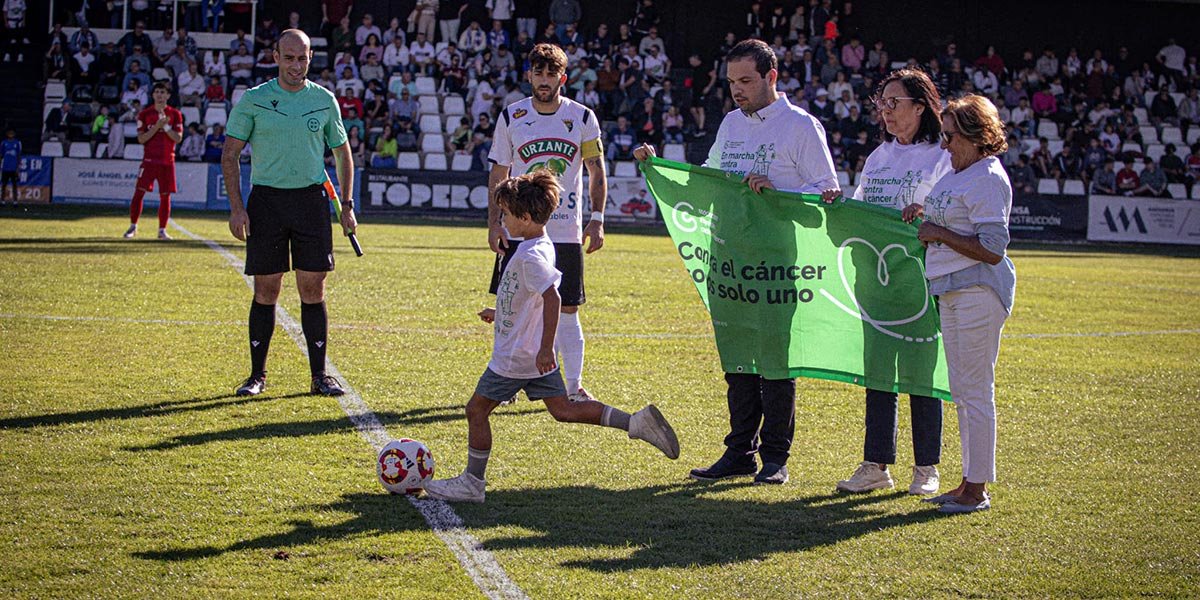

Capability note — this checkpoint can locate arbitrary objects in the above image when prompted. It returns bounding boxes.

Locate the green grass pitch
[1,206,1198,598]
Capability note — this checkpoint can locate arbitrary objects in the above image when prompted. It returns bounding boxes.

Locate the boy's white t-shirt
[852,140,952,209]
[487,235,563,379]
[923,156,1012,279]
[704,95,838,194]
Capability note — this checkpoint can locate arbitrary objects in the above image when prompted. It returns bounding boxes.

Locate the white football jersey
[489,96,603,243]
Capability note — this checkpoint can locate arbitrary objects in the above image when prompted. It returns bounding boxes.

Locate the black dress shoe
[754,462,789,485]
[689,456,758,481]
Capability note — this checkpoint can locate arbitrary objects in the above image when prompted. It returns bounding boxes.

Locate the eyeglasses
[939,130,958,144]
[872,96,918,110]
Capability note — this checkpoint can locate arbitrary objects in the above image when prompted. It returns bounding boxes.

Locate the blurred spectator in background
[204,123,225,163]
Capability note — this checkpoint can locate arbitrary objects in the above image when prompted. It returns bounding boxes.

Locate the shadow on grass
[134,482,941,569]
[0,236,219,254]
[121,404,544,451]
[0,393,287,430]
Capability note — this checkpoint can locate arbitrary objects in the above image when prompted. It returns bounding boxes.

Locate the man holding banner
[635,39,837,485]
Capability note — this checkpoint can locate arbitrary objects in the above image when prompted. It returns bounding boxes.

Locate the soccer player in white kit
[487,43,608,403]
[635,39,837,485]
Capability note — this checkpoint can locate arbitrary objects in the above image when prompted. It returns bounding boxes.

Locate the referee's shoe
[311,374,346,396]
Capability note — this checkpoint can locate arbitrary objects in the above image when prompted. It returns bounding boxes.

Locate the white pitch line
[169,220,528,600]
[1005,328,1200,339]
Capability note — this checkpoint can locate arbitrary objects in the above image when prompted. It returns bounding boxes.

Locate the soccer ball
[377,438,436,495]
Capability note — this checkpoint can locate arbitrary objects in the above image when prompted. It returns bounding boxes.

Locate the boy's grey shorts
[475,367,568,402]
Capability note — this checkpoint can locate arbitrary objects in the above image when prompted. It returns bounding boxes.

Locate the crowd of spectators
[37,0,1200,196]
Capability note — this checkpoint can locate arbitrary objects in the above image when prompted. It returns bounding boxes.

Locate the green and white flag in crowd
[642,157,951,401]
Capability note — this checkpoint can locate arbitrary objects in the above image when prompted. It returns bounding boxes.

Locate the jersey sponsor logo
[562,119,574,132]
[512,108,528,119]
[517,138,579,167]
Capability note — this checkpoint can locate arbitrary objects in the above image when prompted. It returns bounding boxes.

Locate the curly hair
[494,170,560,225]
[944,94,1008,156]
[528,43,568,75]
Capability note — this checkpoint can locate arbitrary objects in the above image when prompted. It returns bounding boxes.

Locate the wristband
[340,200,354,210]
[590,210,605,223]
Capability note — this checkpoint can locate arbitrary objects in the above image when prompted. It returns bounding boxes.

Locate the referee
[222,29,357,397]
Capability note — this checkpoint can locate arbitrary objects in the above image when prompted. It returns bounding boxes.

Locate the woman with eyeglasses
[917,94,1016,513]
[821,69,953,498]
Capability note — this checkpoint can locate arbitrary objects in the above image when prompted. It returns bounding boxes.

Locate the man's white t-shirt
[852,140,952,209]
[486,0,514,20]
[489,96,604,243]
[1159,43,1186,72]
[488,235,562,379]
[704,95,838,193]
[922,156,1012,279]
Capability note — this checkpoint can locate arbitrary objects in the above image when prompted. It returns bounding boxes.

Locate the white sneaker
[909,465,940,495]
[836,461,895,493]
[123,224,137,238]
[422,472,486,503]
[628,404,680,459]
[157,228,172,240]
[568,387,596,403]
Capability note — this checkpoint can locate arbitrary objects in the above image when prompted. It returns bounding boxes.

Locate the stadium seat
[1047,140,1064,156]
[231,86,247,106]
[442,95,465,116]
[1037,178,1060,194]
[1121,141,1142,155]
[613,161,638,177]
[442,117,460,134]
[415,76,437,96]
[97,85,120,104]
[419,133,445,154]
[663,143,686,162]
[1188,129,1200,145]
[1139,126,1158,144]
[44,102,60,121]
[123,122,139,139]
[70,85,93,103]
[180,106,201,125]
[1144,91,1156,108]
[423,152,448,170]
[123,145,144,160]
[311,51,329,71]
[68,143,91,158]
[44,81,66,104]
[451,152,473,171]
[152,67,171,82]
[419,114,442,133]
[1161,127,1183,145]
[1133,107,1148,123]
[1167,183,1188,199]
[417,95,440,114]
[204,106,228,127]
[94,143,108,158]
[1062,179,1086,195]
[837,170,851,186]
[1036,120,1059,140]
[41,141,64,157]
[1145,144,1165,163]
[397,152,421,169]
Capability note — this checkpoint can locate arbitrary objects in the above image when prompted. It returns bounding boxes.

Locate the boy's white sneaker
[628,404,679,459]
[423,472,486,503]
[836,461,895,493]
[909,465,940,495]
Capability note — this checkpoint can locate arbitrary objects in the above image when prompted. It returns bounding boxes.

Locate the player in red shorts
[124,82,183,240]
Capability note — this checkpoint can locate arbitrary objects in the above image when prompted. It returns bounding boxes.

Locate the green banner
[642,157,951,401]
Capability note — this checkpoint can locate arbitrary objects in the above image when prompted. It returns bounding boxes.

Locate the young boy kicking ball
[423,170,680,503]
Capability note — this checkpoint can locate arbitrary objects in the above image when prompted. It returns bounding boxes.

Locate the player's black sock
[248,301,275,378]
[466,446,491,480]
[301,301,328,378]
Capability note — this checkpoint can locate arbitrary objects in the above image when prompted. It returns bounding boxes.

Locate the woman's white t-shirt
[852,140,952,209]
[923,156,1012,280]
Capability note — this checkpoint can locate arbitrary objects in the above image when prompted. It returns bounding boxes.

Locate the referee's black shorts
[488,240,585,306]
[244,184,334,276]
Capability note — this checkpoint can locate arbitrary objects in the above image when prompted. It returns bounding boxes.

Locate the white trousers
[939,285,1007,483]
